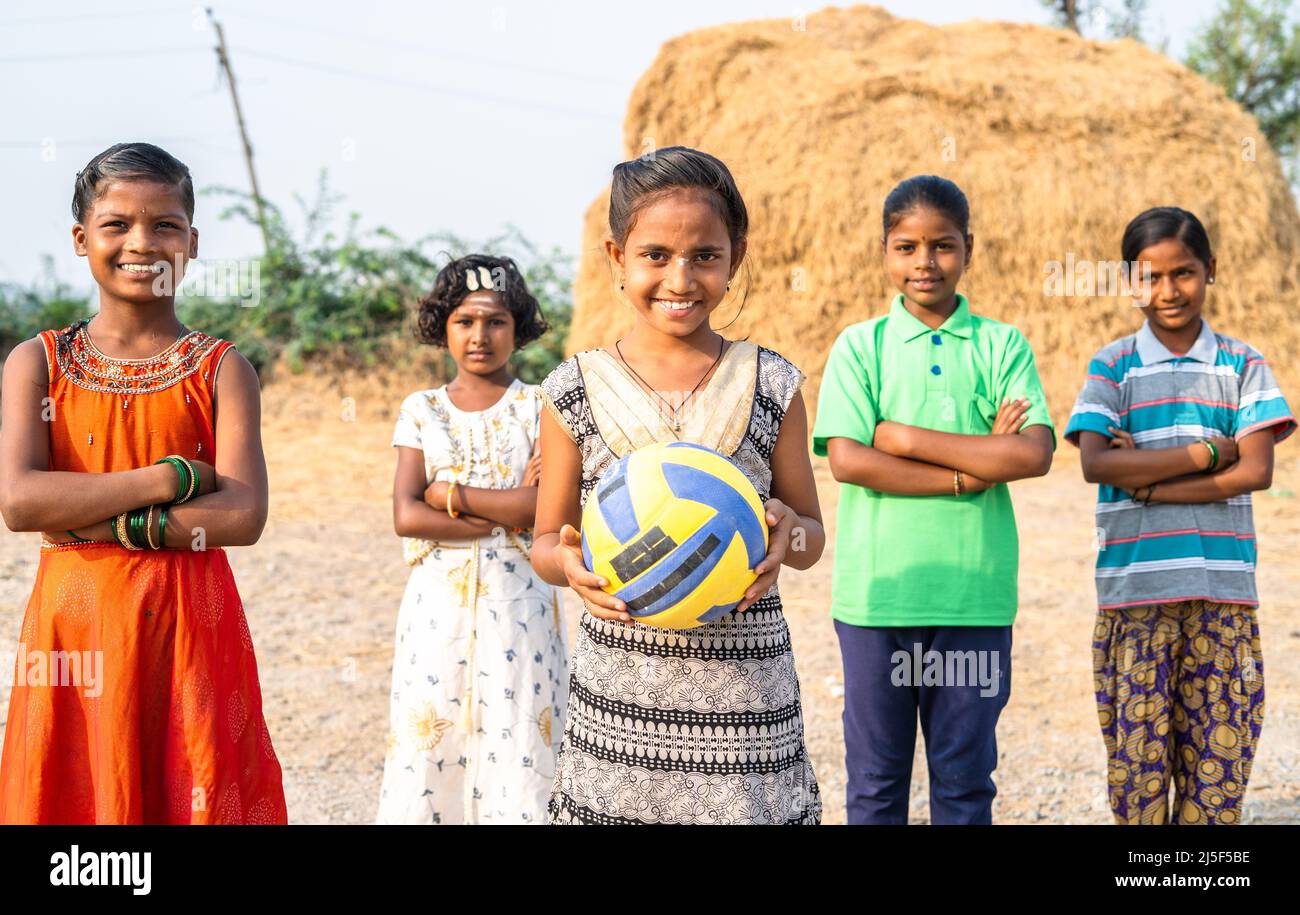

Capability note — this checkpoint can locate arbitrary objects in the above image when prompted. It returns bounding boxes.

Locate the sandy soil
[1,374,1296,824]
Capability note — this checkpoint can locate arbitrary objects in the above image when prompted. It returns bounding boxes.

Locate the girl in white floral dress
[377,255,566,824]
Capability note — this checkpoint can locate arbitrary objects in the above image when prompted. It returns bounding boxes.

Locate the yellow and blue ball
[580,442,769,629]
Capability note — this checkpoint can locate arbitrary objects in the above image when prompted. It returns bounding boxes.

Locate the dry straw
[567,5,1300,428]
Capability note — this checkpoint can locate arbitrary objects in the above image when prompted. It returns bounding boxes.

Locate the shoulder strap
[36,329,58,385]
[202,339,238,397]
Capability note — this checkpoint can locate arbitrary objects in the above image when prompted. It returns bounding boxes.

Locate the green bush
[0,175,575,385]
[0,257,93,353]
[185,175,574,382]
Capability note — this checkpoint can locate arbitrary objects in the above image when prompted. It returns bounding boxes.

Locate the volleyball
[580,442,769,629]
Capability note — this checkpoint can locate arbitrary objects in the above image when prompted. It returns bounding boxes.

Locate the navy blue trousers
[835,621,1013,825]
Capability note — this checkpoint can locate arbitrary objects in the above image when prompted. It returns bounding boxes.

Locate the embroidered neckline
[80,317,197,365]
[436,377,523,417]
[53,318,223,395]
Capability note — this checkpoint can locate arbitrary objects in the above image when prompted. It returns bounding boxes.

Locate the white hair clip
[464,266,496,291]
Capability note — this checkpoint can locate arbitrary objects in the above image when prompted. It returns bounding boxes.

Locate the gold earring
[726,280,732,291]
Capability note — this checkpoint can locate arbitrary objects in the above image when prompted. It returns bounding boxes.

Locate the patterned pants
[1093,600,1264,825]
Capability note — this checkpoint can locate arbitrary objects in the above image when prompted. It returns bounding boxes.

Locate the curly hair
[416,254,550,349]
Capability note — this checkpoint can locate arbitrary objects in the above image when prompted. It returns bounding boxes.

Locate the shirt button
[931,334,942,345]
[931,365,942,375]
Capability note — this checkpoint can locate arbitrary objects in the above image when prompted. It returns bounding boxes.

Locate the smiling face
[605,189,745,342]
[72,179,197,306]
[1132,237,1214,335]
[883,206,972,316]
[445,290,516,377]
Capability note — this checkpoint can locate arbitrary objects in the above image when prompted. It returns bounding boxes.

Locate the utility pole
[207,7,271,257]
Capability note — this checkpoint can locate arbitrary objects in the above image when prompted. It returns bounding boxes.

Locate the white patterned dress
[539,342,822,824]
[376,378,567,824]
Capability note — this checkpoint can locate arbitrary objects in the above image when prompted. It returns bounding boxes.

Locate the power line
[232,47,619,123]
[0,135,232,148]
[0,47,206,63]
[0,5,182,26]
[221,7,623,88]
[0,138,242,158]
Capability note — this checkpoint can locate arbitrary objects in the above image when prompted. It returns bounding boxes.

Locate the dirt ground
[1,374,1296,824]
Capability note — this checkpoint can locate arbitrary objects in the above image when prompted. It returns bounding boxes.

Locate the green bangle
[110,513,128,548]
[156,456,190,503]
[158,505,168,549]
[1201,439,1219,472]
[128,507,149,549]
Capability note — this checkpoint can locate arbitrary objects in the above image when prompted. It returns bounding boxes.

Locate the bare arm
[1077,429,1223,488]
[428,482,538,531]
[1142,430,1275,503]
[730,392,827,613]
[530,407,629,621]
[157,351,268,547]
[393,446,501,540]
[825,437,976,495]
[872,420,1054,482]
[0,338,179,531]
[31,351,263,548]
[825,398,1039,494]
[765,392,824,571]
[531,408,583,587]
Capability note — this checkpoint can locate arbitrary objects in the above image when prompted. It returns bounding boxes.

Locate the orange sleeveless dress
[0,319,288,824]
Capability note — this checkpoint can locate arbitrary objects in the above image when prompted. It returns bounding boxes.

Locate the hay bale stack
[568,4,1300,427]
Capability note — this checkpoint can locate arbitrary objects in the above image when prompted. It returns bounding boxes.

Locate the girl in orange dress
[0,142,287,824]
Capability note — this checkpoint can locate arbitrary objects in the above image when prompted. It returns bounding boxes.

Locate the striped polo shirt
[1065,318,1295,609]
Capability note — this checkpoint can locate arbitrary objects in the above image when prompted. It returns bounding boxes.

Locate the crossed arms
[1074,425,1274,503]
[0,337,267,547]
[826,398,1054,495]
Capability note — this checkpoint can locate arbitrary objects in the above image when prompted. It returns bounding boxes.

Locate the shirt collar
[1136,317,1217,364]
[887,293,973,342]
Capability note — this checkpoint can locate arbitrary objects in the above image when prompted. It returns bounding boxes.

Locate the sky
[1,0,1221,291]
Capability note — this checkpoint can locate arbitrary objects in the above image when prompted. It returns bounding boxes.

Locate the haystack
[568,5,1300,429]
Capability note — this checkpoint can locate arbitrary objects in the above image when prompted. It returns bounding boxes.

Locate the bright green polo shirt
[812,295,1055,627]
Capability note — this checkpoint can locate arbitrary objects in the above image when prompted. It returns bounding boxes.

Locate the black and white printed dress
[539,341,821,824]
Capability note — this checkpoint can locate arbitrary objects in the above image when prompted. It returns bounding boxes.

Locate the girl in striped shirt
[1065,207,1294,825]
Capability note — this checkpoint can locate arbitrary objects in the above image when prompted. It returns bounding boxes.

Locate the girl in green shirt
[814,175,1055,824]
